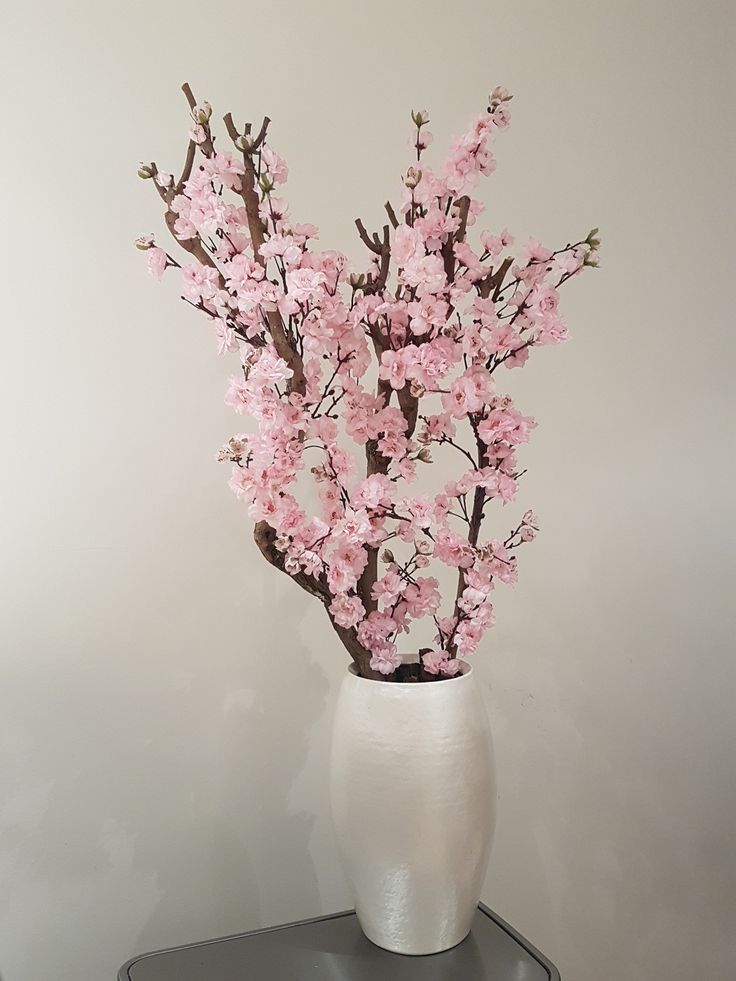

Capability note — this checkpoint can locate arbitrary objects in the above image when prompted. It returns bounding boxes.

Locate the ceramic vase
[330,663,495,955]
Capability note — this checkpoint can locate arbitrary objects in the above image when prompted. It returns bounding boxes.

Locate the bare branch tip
[181,82,197,110]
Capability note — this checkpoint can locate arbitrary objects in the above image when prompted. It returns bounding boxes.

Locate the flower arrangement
[137,83,598,682]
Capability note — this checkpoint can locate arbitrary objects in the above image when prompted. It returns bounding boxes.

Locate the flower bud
[156,171,174,188]
[404,166,422,189]
[409,379,426,398]
[490,86,513,105]
[259,173,274,194]
[411,109,430,128]
[348,272,366,290]
[137,163,154,180]
[585,227,601,250]
[235,134,254,152]
[193,102,212,124]
[381,549,395,564]
[134,234,154,251]
[416,447,433,463]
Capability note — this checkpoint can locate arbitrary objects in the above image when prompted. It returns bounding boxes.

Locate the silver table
[118,903,561,979]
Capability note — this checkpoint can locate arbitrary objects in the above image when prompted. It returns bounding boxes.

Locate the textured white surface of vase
[330,664,495,955]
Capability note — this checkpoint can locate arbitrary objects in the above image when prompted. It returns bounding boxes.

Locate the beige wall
[1,2,734,979]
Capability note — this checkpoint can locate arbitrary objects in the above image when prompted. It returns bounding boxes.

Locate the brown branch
[251,115,271,150]
[358,377,392,613]
[361,225,391,296]
[180,83,215,157]
[384,200,399,229]
[181,82,197,110]
[492,257,515,300]
[441,195,471,282]
[455,196,471,243]
[355,218,382,254]
[479,256,514,300]
[223,111,240,144]
[451,425,486,630]
[253,520,384,679]
[163,211,224,282]
[223,110,305,395]
[397,384,418,438]
[176,140,197,192]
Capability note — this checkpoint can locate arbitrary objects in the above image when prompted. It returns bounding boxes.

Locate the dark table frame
[118,902,561,980]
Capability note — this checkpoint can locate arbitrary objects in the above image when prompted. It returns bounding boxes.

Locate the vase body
[329,664,495,955]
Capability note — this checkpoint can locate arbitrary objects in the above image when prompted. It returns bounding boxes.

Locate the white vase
[329,663,495,955]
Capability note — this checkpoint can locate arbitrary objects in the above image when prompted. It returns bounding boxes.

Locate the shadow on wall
[0,553,331,981]
[133,580,330,952]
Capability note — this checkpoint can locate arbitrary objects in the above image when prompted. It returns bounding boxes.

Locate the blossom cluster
[138,84,598,681]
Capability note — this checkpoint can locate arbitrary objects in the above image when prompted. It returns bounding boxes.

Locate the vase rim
[347,661,473,685]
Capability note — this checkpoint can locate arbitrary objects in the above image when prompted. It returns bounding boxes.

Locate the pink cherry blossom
[285,267,327,302]
[379,348,410,390]
[422,650,463,677]
[330,593,366,628]
[370,647,402,676]
[140,83,598,680]
[146,247,168,280]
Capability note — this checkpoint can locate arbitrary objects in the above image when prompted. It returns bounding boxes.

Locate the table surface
[118,904,560,980]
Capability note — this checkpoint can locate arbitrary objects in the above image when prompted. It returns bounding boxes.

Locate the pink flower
[329,593,366,628]
[334,507,372,545]
[422,650,445,675]
[400,254,447,296]
[372,571,403,605]
[404,496,434,529]
[140,85,594,678]
[407,295,449,336]
[480,228,513,257]
[522,237,554,263]
[205,152,245,190]
[252,348,294,385]
[327,543,368,592]
[379,348,409,390]
[370,647,402,676]
[532,284,559,313]
[442,367,492,417]
[355,473,392,510]
[422,650,462,676]
[228,464,252,499]
[181,262,220,303]
[146,247,167,280]
[261,146,289,184]
[260,234,302,266]
[393,225,424,267]
[478,407,535,446]
[357,612,399,671]
[224,376,249,413]
[285,267,327,301]
[402,577,440,617]
[419,413,455,443]
[214,320,239,355]
[435,527,475,569]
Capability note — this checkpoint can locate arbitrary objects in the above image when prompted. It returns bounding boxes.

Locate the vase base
[359,920,472,956]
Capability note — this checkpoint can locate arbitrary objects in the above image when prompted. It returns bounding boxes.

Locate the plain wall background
[1,2,734,979]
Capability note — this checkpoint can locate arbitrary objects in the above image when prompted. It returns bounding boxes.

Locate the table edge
[118,905,560,980]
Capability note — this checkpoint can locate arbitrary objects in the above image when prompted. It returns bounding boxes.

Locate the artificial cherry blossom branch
[138,82,598,681]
